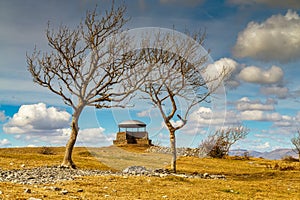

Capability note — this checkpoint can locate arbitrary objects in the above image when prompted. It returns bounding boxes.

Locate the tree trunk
[61,105,84,168]
[170,131,177,173]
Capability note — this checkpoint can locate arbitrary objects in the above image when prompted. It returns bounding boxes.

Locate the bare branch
[291,130,300,161]
[26,4,137,168]
[199,126,249,158]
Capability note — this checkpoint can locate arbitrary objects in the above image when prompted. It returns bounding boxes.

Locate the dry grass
[0,147,300,199]
[0,147,110,170]
[86,146,171,170]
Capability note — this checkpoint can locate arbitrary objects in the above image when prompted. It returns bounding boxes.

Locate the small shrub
[243,152,250,160]
[199,126,249,158]
[39,146,55,155]
[77,151,94,157]
[272,163,296,171]
[282,156,298,162]
[273,163,279,170]
[221,189,240,194]
[164,176,190,182]
[279,165,295,171]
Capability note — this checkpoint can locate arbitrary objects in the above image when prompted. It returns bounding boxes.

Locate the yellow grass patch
[0,147,300,199]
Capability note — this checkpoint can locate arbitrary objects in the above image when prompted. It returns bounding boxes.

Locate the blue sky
[1,0,300,151]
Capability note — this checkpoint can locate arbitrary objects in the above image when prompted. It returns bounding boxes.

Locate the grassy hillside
[0,146,300,199]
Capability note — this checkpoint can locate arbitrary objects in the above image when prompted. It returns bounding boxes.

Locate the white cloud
[273,112,300,128]
[0,138,11,146]
[0,110,7,122]
[11,127,111,147]
[274,121,293,127]
[205,58,240,88]
[236,97,274,111]
[137,110,150,117]
[260,86,289,99]
[238,66,283,84]
[255,141,270,150]
[240,110,281,121]
[3,103,71,134]
[233,10,300,62]
[228,0,300,9]
[77,128,113,146]
[170,119,184,128]
[202,58,239,88]
[240,110,264,121]
[189,107,240,127]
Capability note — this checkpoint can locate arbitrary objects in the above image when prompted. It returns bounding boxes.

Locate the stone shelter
[113,120,152,146]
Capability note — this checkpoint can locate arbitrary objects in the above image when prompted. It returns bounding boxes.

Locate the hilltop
[0,146,299,199]
[230,148,298,160]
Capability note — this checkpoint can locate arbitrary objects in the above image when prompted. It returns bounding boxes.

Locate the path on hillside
[87,146,171,170]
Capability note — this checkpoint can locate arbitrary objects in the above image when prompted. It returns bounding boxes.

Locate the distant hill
[229,148,298,160]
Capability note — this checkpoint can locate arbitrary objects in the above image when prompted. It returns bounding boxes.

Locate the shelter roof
[118,120,146,128]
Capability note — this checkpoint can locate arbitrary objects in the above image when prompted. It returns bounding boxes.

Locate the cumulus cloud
[11,127,111,147]
[0,138,11,146]
[137,110,150,117]
[240,110,281,121]
[260,86,289,99]
[238,66,283,84]
[159,0,205,6]
[170,119,184,128]
[233,10,300,62]
[273,117,293,127]
[236,97,275,111]
[205,58,240,88]
[0,111,7,122]
[255,141,270,150]
[228,0,300,9]
[189,107,240,127]
[77,128,113,146]
[3,103,71,134]
[272,112,300,128]
[233,97,285,122]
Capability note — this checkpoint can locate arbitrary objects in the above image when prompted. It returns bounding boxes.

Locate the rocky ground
[0,165,225,185]
[146,146,202,157]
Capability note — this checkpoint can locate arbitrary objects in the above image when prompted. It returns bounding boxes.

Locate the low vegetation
[0,146,300,199]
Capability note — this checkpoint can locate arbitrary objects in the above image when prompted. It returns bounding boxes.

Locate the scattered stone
[210,174,226,179]
[0,190,2,194]
[104,194,110,198]
[174,174,188,178]
[77,189,84,192]
[61,190,68,195]
[21,164,26,168]
[28,198,42,200]
[162,195,168,198]
[122,166,150,175]
[0,165,225,185]
[24,188,31,193]
[70,196,80,199]
[51,186,61,191]
[44,186,61,191]
[0,165,118,185]
[203,173,210,178]
[146,146,201,157]
[159,173,168,178]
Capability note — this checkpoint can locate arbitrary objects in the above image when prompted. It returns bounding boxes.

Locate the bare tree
[131,30,231,172]
[291,130,300,162]
[200,126,249,158]
[27,4,140,168]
